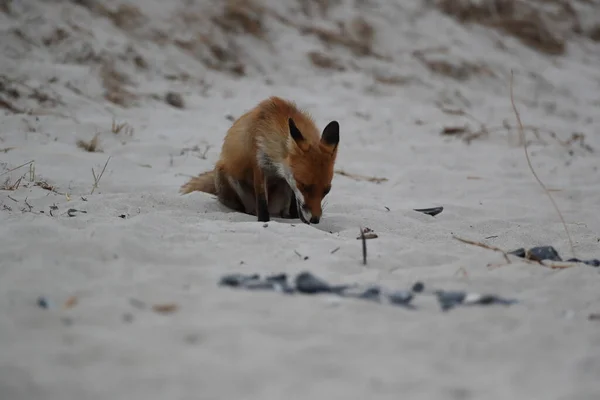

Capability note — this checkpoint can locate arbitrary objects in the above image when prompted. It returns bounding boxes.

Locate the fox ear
[321,120,339,149]
[289,118,304,144]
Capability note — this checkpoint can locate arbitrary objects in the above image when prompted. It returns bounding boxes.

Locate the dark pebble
[527,246,562,262]
[219,273,260,287]
[37,296,49,309]
[294,271,334,294]
[413,206,443,217]
[508,248,526,258]
[354,286,381,301]
[412,282,424,293]
[567,258,600,267]
[294,272,349,294]
[387,290,414,305]
[435,290,467,311]
[165,92,184,109]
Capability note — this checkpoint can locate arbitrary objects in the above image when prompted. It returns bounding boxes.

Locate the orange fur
[181,96,340,224]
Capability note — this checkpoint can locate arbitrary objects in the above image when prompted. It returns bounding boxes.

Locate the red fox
[180,96,340,224]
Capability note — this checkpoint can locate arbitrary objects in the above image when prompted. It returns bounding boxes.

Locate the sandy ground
[1,1,600,399]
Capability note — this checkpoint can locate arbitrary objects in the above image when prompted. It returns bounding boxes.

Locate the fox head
[288,118,339,224]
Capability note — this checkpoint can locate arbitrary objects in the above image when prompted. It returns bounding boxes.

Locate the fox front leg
[274,163,311,224]
[253,167,270,222]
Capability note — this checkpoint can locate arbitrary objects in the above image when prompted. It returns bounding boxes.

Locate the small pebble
[412,282,425,293]
[165,91,184,109]
[37,296,49,309]
[413,206,443,217]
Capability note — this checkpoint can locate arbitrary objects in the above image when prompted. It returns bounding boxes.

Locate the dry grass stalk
[335,169,388,184]
[0,160,34,177]
[454,236,512,264]
[76,133,102,152]
[1,176,22,191]
[90,156,111,195]
[111,119,134,136]
[509,70,575,258]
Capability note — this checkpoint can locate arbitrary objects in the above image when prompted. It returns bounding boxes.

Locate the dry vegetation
[76,133,102,152]
[99,60,137,107]
[307,51,346,71]
[413,48,496,81]
[212,0,266,39]
[434,0,595,55]
[71,1,146,34]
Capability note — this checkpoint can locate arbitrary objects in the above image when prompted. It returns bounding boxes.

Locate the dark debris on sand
[509,246,599,267]
[219,271,518,312]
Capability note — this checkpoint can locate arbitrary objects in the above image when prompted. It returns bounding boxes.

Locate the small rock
[37,296,49,309]
[413,206,444,217]
[412,282,425,293]
[152,303,178,315]
[165,92,184,109]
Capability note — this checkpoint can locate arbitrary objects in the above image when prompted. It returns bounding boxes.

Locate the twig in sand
[335,169,388,183]
[453,236,512,264]
[90,157,111,195]
[23,197,33,212]
[0,160,34,177]
[294,250,309,260]
[359,226,367,265]
[509,71,575,258]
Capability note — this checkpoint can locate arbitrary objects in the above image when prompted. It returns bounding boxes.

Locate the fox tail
[180,170,216,195]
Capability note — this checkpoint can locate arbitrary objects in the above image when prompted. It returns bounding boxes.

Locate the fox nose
[310,216,320,224]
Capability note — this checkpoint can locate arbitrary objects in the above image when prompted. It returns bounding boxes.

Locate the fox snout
[299,201,322,224]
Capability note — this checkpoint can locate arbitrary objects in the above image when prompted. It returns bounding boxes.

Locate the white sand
[1,1,600,399]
